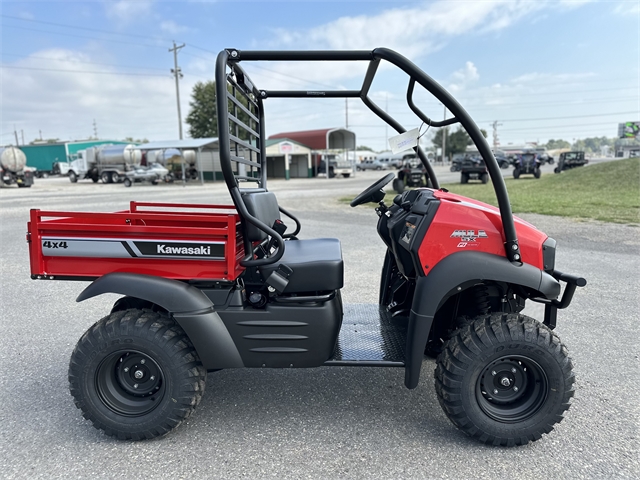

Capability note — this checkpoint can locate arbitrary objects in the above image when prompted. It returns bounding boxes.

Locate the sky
[1,0,638,151]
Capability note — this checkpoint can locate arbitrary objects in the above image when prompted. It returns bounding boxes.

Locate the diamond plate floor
[326,303,407,366]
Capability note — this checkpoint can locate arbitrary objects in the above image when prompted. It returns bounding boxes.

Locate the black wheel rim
[476,355,548,423]
[95,350,165,417]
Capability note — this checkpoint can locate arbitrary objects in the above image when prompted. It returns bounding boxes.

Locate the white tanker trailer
[68,144,141,183]
[0,146,35,187]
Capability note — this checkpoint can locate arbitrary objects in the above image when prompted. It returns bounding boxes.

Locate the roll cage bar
[215,48,522,265]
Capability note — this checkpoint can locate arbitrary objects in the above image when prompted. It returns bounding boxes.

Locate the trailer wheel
[69,309,206,440]
[124,178,132,187]
[435,313,574,446]
[101,171,111,184]
[69,171,78,183]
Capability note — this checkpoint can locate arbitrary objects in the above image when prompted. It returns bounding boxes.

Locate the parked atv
[555,151,588,173]
[393,156,427,193]
[27,48,585,447]
[513,153,542,179]
[460,155,489,183]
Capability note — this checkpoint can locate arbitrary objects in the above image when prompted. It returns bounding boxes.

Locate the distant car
[554,151,588,173]
[123,163,169,187]
[357,159,389,171]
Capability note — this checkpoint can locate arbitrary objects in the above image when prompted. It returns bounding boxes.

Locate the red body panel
[418,190,547,275]
[27,202,245,281]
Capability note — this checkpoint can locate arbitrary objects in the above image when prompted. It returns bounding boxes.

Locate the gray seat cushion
[261,238,343,293]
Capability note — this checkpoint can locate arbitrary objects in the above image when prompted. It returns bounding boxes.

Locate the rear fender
[77,272,243,369]
[404,251,560,389]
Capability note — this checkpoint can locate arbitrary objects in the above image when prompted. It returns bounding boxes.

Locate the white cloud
[105,0,154,23]
[1,49,186,142]
[449,61,480,92]
[160,20,190,35]
[613,1,640,15]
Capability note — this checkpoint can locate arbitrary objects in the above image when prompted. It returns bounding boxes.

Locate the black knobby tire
[480,173,489,184]
[392,178,404,194]
[69,309,206,440]
[513,168,521,179]
[460,172,469,184]
[534,167,541,179]
[435,313,574,446]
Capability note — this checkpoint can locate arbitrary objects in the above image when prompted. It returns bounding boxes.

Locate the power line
[0,65,169,77]
[0,24,166,49]
[0,14,170,41]
[1,52,168,71]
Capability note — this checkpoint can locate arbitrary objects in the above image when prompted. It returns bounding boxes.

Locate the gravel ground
[1,171,638,479]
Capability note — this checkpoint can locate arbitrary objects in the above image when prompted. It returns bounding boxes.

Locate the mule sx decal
[451,229,488,248]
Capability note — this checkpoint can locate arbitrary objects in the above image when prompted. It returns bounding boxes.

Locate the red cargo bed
[27,201,245,282]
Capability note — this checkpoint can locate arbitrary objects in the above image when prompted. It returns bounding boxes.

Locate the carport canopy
[269,128,355,150]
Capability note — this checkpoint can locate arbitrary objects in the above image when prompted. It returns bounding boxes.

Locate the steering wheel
[350,173,396,207]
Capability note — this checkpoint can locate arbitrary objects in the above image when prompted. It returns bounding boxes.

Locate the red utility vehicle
[27,48,585,446]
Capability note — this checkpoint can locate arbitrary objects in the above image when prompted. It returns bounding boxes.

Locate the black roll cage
[215,48,522,265]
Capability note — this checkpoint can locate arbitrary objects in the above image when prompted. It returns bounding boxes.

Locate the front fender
[77,273,244,369]
[404,251,560,389]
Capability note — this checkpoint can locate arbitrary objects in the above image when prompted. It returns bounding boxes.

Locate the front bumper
[533,270,587,329]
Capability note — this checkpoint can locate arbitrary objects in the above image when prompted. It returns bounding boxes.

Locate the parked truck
[68,144,141,183]
[0,146,34,188]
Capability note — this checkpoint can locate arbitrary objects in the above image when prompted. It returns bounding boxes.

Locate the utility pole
[93,119,98,139]
[492,120,502,149]
[169,41,185,139]
[39,130,43,141]
[345,98,348,129]
[21,130,24,145]
[14,125,19,145]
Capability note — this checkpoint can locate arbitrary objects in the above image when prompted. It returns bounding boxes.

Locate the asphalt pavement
[1,165,638,479]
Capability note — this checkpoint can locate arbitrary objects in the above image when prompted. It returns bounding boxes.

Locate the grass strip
[342,158,640,224]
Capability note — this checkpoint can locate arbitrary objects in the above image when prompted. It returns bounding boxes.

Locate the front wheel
[69,171,78,183]
[513,168,521,179]
[460,172,469,184]
[435,313,574,446]
[124,178,132,187]
[68,309,206,440]
[534,167,541,179]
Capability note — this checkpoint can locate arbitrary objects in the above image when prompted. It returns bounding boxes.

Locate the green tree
[431,126,479,158]
[186,81,218,138]
[356,145,374,151]
[546,139,571,150]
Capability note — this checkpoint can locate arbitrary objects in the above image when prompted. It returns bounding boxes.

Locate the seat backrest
[241,191,280,242]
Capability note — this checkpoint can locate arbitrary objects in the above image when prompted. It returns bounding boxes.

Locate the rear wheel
[110,172,120,183]
[435,313,574,446]
[534,167,541,179]
[513,168,521,179]
[461,172,469,184]
[101,171,110,184]
[342,173,350,178]
[68,309,206,440]
[480,173,488,184]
